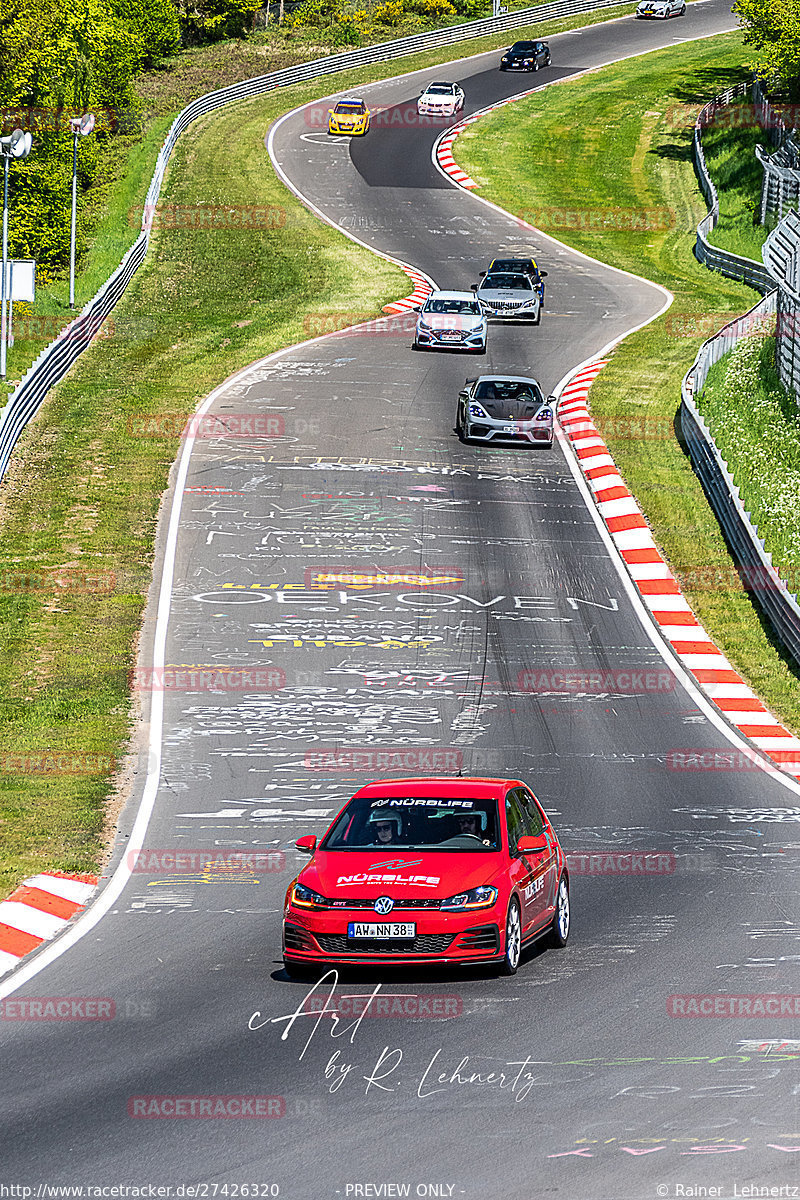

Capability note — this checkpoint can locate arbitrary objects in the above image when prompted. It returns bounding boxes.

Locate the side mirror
[295,835,317,854]
[470,283,478,292]
[410,302,423,312]
[516,834,548,855]
[328,109,333,114]
[459,389,470,399]
[547,394,556,406]
[540,270,548,278]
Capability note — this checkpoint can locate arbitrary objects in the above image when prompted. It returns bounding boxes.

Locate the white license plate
[502,424,518,433]
[440,332,461,341]
[347,922,416,940]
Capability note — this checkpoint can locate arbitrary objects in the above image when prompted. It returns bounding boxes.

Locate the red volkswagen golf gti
[282,777,570,977]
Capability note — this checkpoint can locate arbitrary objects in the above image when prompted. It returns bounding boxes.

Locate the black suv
[499,41,550,71]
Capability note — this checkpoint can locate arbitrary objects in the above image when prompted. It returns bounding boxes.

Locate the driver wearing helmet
[367,810,403,844]
[456,810,492,846]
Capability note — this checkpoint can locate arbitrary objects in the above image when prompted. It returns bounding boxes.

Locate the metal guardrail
[693,81,777,294]
[679,290,800,669]
[0,0,637,483]
[763,209,800,401]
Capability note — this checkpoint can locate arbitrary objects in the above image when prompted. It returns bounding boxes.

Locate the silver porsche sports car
[456,375,555,447]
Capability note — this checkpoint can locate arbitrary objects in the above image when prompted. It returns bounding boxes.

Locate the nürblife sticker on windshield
[370,797,474,809]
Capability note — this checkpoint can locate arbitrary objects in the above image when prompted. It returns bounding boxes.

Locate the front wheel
[283,958,317,981]
[500,898,522,975]
[549,875,570,948]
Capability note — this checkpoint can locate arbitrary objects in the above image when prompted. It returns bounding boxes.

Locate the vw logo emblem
[374,895,394,915]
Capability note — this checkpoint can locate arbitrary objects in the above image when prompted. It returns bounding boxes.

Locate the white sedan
[417,82,465,118]
[635,0,685,15]
[413,291,487,353]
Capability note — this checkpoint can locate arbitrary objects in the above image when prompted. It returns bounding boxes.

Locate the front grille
[317,934,455,954]
[326,897,441,910]
[458,924,500,951]
[284,923,315,951]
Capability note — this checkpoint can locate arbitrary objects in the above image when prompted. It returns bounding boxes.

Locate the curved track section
[4,5,800,1197]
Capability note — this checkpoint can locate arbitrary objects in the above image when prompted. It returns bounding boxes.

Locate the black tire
[456,410,469,443]
[532,308,541,326]
[473,342,487,355]
[549,874,570,948]
[499,65,506,71]
[499,897,522,975]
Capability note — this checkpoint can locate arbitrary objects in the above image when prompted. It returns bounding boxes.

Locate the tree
[734,0,800,96]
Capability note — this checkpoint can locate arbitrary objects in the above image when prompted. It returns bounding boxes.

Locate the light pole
[68,113,95,310]
[0,128,33,383]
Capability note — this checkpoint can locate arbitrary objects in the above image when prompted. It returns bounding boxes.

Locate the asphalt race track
[4,2,800,1196]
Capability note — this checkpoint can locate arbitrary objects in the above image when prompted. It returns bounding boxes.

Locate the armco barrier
[678,289,800,669]
[0,0,636,484]
[693,81,777,294]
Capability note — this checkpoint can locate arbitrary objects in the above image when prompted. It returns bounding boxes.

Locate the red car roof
[352,777,521,800]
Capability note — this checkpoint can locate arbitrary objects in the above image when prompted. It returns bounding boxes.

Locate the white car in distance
[417,81,465,118]
[635,0,685,15]
[413,291,487,353]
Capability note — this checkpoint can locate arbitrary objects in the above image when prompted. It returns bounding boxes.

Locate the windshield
[475,379,544,403]
[321,794,500,851]
[482,274,533,291]
[424,299,480,315]
[510,42,536,51]
[335,103,364,114]
[491,259,536,275]
[426,84,454,94]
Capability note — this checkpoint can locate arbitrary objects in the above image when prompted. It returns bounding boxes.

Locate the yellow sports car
[327,98,370,136]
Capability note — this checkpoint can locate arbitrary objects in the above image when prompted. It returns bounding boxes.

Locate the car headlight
[536,407,553,422]
[440,885,498,911]
[291,883,327,909]
[418,319,432,331]
[468,402,489,419]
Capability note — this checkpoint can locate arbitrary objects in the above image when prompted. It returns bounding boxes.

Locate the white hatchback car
[413,291,487,353]
[635,0,685,15]
[417,81,465,118]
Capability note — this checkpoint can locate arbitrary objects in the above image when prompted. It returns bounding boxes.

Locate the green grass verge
[698,333,800,588]
[457,30,800,731]
[702,96,774,261]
